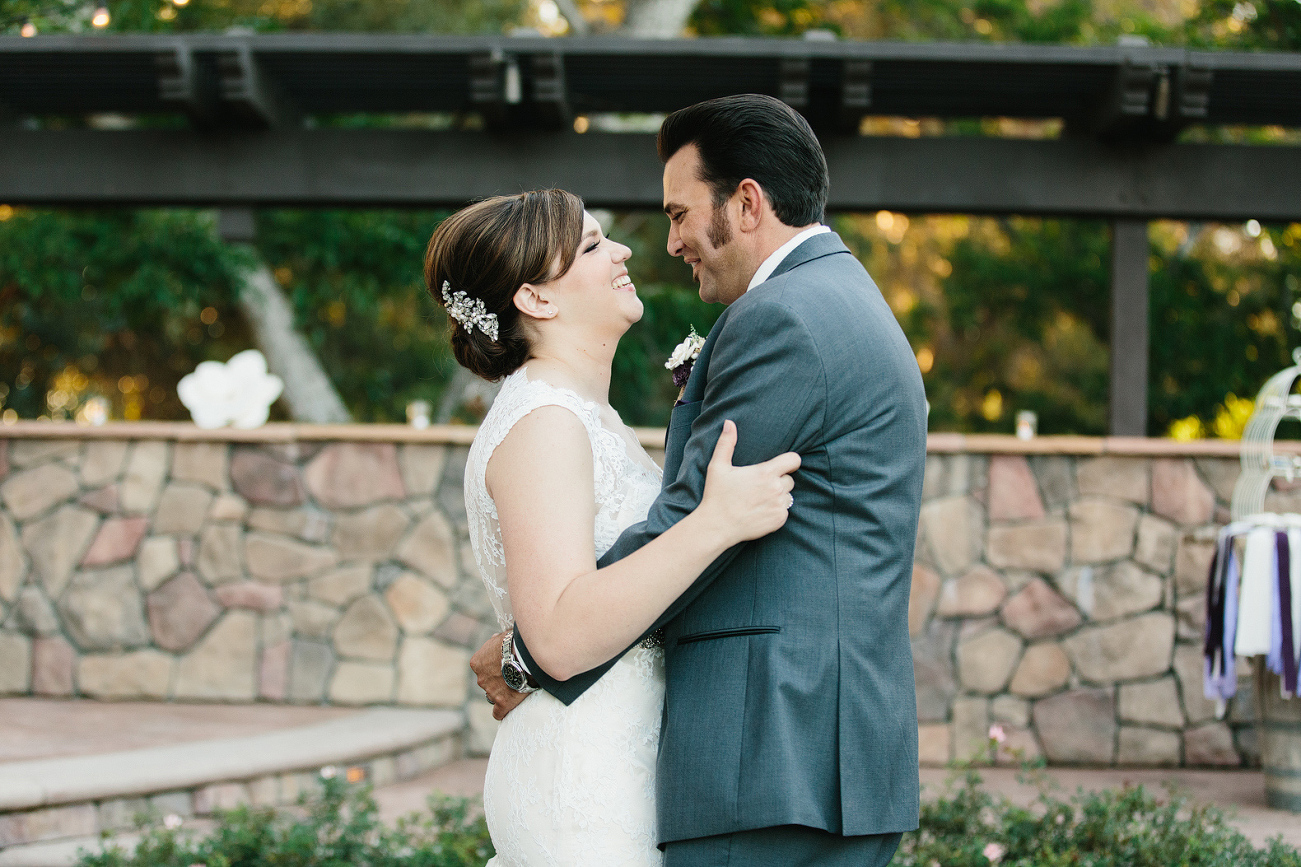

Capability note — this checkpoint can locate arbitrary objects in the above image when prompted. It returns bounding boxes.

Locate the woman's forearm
[513,508,730,679]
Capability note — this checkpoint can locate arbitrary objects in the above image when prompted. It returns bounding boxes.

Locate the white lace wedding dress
[465,368,666,867]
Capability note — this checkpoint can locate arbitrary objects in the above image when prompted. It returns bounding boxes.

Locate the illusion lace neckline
[511,366,660,479]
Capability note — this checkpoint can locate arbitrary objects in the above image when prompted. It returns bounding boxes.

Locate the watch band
[501,627,539,693]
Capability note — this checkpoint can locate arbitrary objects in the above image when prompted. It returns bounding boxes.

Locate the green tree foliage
[3,0,527,35]
[1184,0,1301,50]
[691,0,1157,44]
[862,215,1301,436]
[1150,223,1301,433]
[0,209,250,421]
[890,217,1113,435]
[252,209,459,422]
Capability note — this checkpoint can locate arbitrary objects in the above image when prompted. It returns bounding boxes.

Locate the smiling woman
[423,189,584,382]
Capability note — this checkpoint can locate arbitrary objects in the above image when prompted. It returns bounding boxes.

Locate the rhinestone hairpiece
[441,280,499,342]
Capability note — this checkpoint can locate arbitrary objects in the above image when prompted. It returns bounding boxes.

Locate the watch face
[503,664,527,691]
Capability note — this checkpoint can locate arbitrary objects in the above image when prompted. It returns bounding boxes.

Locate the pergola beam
[2,129,1299,222]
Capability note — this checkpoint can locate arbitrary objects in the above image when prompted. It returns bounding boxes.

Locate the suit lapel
[678,313,724,405]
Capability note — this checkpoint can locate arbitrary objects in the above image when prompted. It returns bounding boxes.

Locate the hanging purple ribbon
[1279,531,1297,694]
[1205,536,1240,701]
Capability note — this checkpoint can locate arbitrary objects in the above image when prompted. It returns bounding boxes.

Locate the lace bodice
[465,367,663,631]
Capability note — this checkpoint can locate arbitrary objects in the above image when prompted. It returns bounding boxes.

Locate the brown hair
[424,189,584,381]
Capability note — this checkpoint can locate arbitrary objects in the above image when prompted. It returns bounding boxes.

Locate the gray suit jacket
[516,231,926,844]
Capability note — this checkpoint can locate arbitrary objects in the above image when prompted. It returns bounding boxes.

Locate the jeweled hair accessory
[441,280,499,342]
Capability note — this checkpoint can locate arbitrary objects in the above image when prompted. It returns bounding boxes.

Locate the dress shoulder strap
[472,370,602,473]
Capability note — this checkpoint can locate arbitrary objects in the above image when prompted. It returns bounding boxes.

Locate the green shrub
[893,767,1301,867]
[77,768,1301,867]
[77,776,493,867]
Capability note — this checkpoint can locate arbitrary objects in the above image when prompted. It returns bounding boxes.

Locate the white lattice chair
[1231,348,1301,521]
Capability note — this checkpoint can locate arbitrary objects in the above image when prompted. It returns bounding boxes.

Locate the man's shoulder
[743,251,877,325]
[772,228,850,276]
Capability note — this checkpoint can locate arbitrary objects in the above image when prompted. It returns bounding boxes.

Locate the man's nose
[666,223,683,257]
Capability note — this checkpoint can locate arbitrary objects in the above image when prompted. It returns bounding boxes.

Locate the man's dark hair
[657,93,829,227]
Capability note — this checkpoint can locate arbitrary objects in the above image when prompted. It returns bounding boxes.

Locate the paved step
[0,708,462,861]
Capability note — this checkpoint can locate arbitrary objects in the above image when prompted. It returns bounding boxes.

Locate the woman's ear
[514,282,558,321]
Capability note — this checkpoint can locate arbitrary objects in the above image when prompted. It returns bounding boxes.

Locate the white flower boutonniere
[665,326,706,392]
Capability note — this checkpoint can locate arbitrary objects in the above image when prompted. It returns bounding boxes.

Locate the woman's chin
[624,298,645,323]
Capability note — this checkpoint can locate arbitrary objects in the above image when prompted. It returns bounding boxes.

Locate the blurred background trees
[2,0,1299,433]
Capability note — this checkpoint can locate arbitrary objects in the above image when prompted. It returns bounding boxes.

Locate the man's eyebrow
[663,201,684,215]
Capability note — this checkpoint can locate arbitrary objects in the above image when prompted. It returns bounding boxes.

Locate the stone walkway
[0,698,355,763]
[0,699,460,866]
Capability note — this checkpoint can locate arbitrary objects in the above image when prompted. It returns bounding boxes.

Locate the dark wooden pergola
[3,34,1300,434]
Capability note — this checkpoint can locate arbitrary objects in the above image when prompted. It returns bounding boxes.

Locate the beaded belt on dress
[639,629,664,650]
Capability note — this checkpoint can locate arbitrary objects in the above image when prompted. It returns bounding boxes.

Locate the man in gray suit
[479,93,926,865]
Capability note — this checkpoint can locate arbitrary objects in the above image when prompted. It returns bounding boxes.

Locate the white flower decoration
[177,349,284,429]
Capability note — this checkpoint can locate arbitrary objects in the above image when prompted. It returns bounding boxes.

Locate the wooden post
[1109,220,1150,436]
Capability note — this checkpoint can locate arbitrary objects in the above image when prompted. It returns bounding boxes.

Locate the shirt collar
[746,225,831,292]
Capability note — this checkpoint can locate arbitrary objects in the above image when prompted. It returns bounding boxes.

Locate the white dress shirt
[746,225,831,292]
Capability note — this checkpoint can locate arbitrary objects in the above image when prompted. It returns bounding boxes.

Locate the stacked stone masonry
[0,434,500,753]
[0,429,1282,768]
[913,450,1271,769]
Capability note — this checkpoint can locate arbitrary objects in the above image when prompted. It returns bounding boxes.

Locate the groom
[475,94,926,865]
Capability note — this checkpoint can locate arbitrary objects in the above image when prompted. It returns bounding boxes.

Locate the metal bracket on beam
[531,52,569,130]
[779,57,810,111]
[471,50,568,131]
[156,45,218,128]
[470,49,520,131]
[216,45,301,129]
[1088,59,1158,139]
[1083,59,1212,142]
[1174,65,1212,121]
[839,59,872,132]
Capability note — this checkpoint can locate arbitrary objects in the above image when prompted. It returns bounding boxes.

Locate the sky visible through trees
[2,0,1300,434]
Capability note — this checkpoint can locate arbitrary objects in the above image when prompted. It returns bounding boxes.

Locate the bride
[424,189,800,866]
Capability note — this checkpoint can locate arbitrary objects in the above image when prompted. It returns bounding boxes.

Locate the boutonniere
[665,326,706,390]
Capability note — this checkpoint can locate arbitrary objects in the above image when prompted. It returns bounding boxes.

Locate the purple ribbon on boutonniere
[666,327,705,406]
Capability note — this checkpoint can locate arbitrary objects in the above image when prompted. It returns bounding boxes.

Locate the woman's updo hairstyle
[425,189,584,381]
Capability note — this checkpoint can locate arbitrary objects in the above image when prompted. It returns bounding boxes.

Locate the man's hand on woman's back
[472,630,529,721]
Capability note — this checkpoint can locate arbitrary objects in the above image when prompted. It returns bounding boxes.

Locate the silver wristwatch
[501,628,539,693]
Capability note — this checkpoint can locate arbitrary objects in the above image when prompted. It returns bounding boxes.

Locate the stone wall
[0,426,514,754]
[0,425,1283,767]
[912,436,1277,769]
